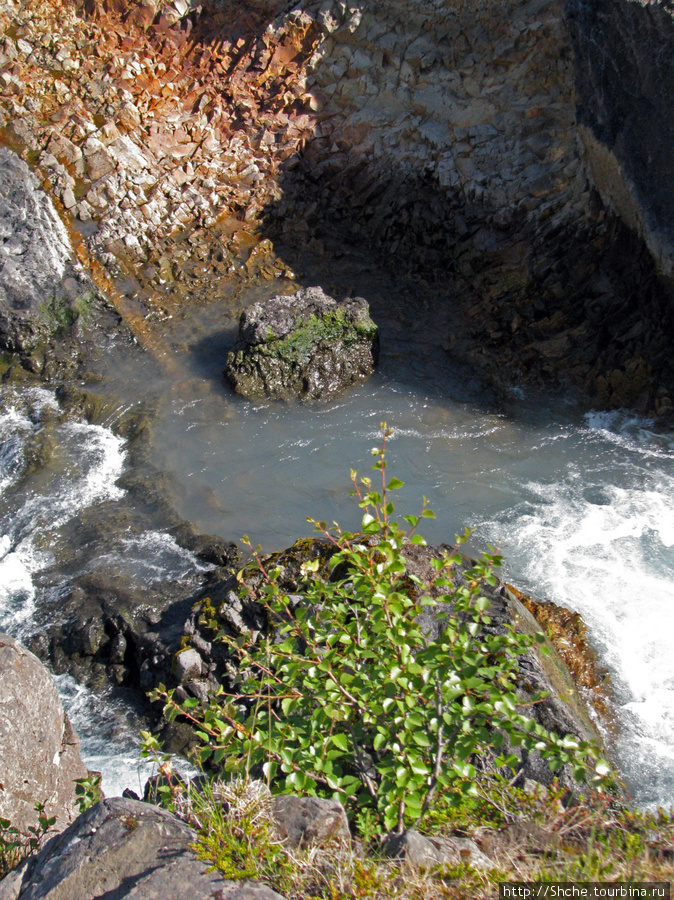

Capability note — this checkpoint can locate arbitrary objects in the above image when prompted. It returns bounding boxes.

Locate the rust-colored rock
[506,584,613,721]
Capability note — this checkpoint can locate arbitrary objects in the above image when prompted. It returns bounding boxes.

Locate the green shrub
[74,773,103,814]
[0,804,56,879]
[147,424,611,835]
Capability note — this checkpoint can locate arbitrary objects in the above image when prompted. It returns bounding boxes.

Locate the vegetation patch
[0,804,55,880]
[145,427,614,847]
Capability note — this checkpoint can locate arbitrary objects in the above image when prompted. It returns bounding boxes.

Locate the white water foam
[89,530,213,587]
[485,411,674,808]
[54,674,158,799]
[55,674,199,798]
[0,390,214,796]
[0,406,127,636]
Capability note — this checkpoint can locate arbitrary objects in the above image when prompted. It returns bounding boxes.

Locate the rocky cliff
[0,0,672,411]
[0,632,88,834]
[567,0,674,281]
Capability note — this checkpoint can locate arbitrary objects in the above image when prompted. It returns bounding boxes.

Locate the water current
[0,290,672,808]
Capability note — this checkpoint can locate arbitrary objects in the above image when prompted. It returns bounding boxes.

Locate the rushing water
[0,387,204,797]
[0,293,673,807]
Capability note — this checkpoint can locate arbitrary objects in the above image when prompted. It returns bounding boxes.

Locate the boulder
[271,795,351,847]
[174,647,203,683]
[0,633,89,835]
[225,287,379,402]
[381,829,493,870]
[0,797,287,900]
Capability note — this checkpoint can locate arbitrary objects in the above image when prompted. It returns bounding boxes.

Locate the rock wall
[0,0,672,410]
[0,632,88,834]
[268,0,674,412]
[566,0,674,281]
[0,148,90,355]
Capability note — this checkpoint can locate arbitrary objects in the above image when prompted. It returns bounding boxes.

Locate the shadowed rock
[0,150,84,354]
[271,795,351,847]
[225,287,379,402]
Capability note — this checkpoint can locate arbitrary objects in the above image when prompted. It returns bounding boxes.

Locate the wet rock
[271,795,351,848]
[225,287,379,402]
[108,632,127,665]
[0,149,76,353]
[0,797,287,900]
[22,430,55,475]
[78,617,108,656]
[179,530,240,569]
[0,632,88,834]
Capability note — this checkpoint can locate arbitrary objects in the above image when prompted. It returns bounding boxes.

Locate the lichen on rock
[224,286,379,402]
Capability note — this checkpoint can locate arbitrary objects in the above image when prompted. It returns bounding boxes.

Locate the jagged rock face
[566,0,674,280]
[0,797,287,900]
[0,632,88,834]
[0,149,83,353]
[225,287,379,401]
[0,0,672,409]
[267,0,674,413]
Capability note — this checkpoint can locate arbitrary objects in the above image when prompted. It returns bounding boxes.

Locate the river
[0,277,672,809]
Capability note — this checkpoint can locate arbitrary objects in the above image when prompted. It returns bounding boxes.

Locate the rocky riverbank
[2,575,674,897]
[0,0,672,413]
[1,0,674,884]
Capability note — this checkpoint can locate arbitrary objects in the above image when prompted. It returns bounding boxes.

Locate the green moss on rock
[225,286,379,402]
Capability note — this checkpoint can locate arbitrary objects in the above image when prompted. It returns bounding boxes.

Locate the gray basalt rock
[0,797,287,900]
[271,795,351,847]
[381,829,493,870]
[225,287,379,402]
[0,632,88,834]
[174,647,203,683]
[0,149,84,354]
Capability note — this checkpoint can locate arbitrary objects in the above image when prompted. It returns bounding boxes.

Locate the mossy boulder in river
[224,286,379,401]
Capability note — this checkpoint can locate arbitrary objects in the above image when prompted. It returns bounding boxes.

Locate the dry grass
[157,772,674,899]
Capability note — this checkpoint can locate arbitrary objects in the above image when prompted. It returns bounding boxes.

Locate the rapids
[0,292,672,808]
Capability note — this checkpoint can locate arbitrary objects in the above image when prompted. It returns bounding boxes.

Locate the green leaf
[373,732,387,751]
[156,426,611,836]
[332,733,349,752]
